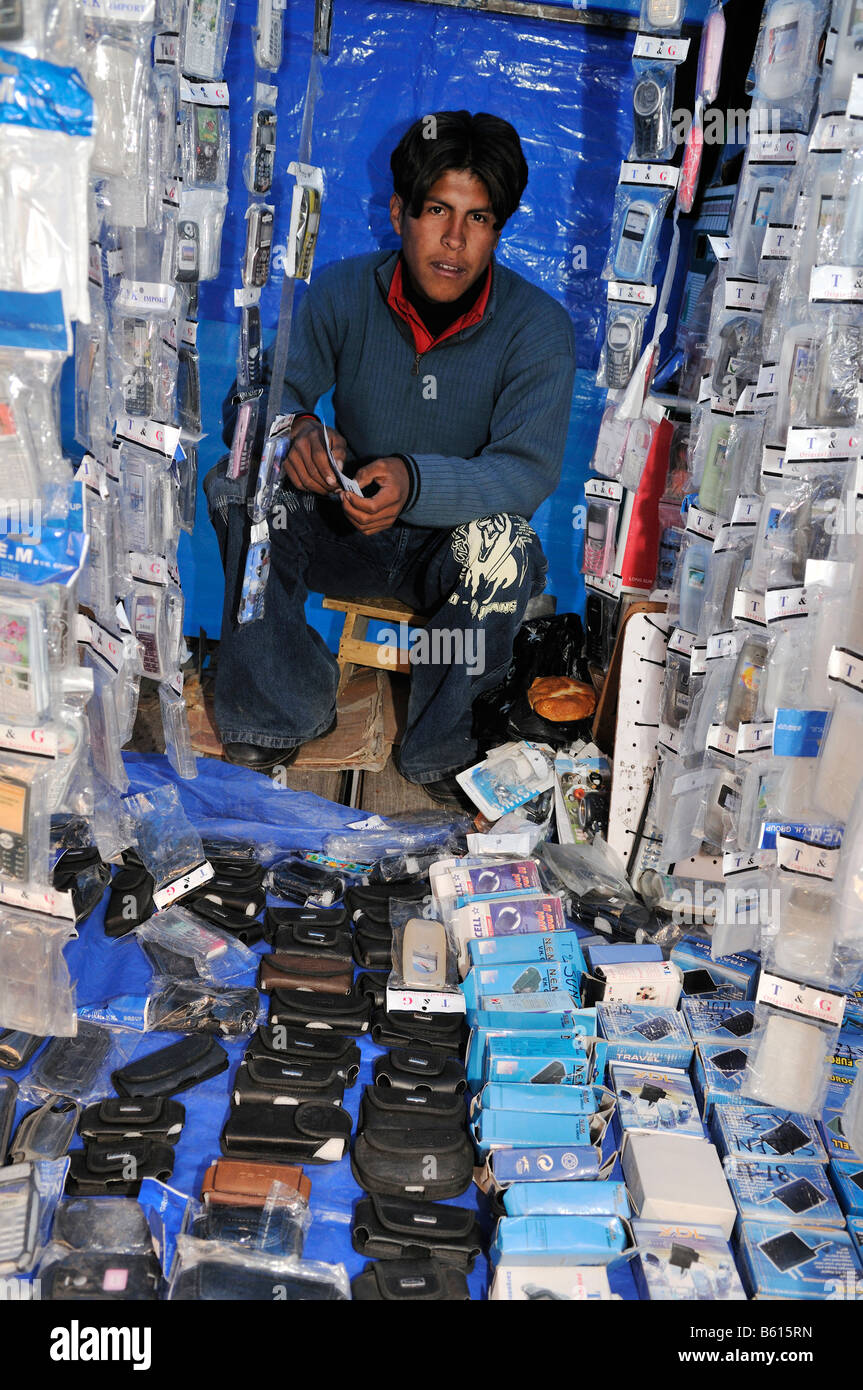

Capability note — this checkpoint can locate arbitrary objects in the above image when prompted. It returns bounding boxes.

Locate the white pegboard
[608,609,723,886]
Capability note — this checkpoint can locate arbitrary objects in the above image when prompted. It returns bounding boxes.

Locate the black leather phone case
[371,1007,466,1055]
[351,1258,469,1301]
[359,1085,466,1132]
[30,1023,113,1098]
[53,1197,155,1252]
[112,1035,229,1099]
[66,1140,176,1197]
[352,1194,482,1270]
[351,1127,474,1200]
[0,1076,16,1163]
[0,1029,44,1070]
[345,879,430,924]
[43,1251,162,1300]
[354,926,394,970]
[185,895,266,944]
[374,1048,467,1096]
[103,861,155,937]
[78,1098,186,1144]
[354,971,389,1008]
[267,918,353,964]
[244,1027,360,1082]
[264,905,349,943]
[232,1057,347,1108]
[220,1101,352,1164]
[268,985,371,1034]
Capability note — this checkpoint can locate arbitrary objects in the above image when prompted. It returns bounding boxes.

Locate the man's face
[390,168,500,303]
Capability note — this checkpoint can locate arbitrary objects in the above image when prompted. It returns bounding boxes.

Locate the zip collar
[375,250,497,357]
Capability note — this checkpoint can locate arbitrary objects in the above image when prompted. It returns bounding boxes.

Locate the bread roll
[527,676,596,723]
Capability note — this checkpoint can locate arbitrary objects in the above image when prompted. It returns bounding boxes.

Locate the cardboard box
[490,1214,630,1267]
[712,1106,827,1164]
[724,1159,845,1227]
[466,1025,600,1090]
[692,1042,753,1121]
[681,998,756,1044]
[479,1127,618,1187]
[597,1003,693,1068]
[621,1133,737,1238]
[670,935,760,1000]
[830,1156,863,1217]
[471,1082,609,1118]
[632,1220,746,1301]
[610,1061,706,1140]
[467,930,587,973]
[462,958,583,1014]
[490,1264,613,1300]
[502,1180,631,1219]
[736,1220,863,1299]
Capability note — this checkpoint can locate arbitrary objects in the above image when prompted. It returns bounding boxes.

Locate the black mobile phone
[0,773,29,881]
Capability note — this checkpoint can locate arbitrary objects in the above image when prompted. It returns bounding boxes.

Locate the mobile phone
[251,108,276,194]
[294,187,322,280]
[254,0,283,70]
[583,502,613,578]
[242,205,274,289]
[183,0,221,81]
[122,318,153,417]
[0,0,24,40]
[646,0,683,29]
[240,306,263,388]
[175,221,200,282]
[192,106,220,185]
[605,314,640,389]
[132,594,161,677]
[178,345,201,433]
[0,773,30,881]
[0,596,48,723]
[679,541,711,634]
[613,200,655,282]
[712,317,761,406]
[633,77,668,162]
[400,919,448,991]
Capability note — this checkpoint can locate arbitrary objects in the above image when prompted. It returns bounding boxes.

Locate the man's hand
[284,418,348,495]
[341,457,410,535]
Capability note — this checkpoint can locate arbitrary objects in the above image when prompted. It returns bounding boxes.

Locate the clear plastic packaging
[604,180,674,286]
[145,978,260,1035]
[245,99,277,196]
[181,0,236,81]
[178,188,228,281]
[598,304,649,392]
[669,533,712,635]
[742,1004,834,1115]
[324,811,470,864]
[630,61,675,164]
[639,0,685,36]
[20,1021,138,1106]
[0,910,76,1036]
[82,28,151,182]
[0,749,52,891]
[812,693,863,821]
[582,498,620,579]
[690,408,734,516]
[159,684,197,781]
[180,96,230,191]
[749,0,829,132]
[136,907,257,986]
[167,1235,349,1301]
[824,0,863,109]
[253,0,283,71]
[843,1066,863,1157]
[765,879,838,985]
[729,157,797,282]
[388,900,460,1003]
[708,309,763,411]
[123,785,209,896]
[455,742,555,822]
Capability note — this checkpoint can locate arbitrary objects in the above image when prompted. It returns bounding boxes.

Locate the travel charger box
[712,1106,827,1164]
[821,1029,863,1119]
[724,1159,845,1228]
[582,960,683,1008]
[682,998,756,1044]
[597,1003,693,1068]
[467,991,582,1031]
[490,1265,613,1300]
[736,1220,863,1299]
[466,1025,602,1090]
[670,936,760,1000]
[610,1062,706,1140]
[472,1108,596,1154]
[502,1180,631,1219]
[490,1214,630,1267]
[819,1111,863,1164]
[467,930,587,973]
[692,1042,753,1120]
[632,1220,746,1301]
[471,1082,611,1118]
[830,1156,863,1217]
[462,959,583,1014]
[621,1132,737,1238]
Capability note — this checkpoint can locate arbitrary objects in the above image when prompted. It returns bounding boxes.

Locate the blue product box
[597,1004,693,1068]
[610,1061,706,1140]
[484,1136,617,1186]
[670,935,760,1000]
[472,1083,607,1117]
[849,1217,863,1254]
[724,1159,845,1227]
[682,998,757,1044]
[736,1220,863,1299]
[819,1111,863,1164]
[821,1030,863,1119]
[712,1106,827,1164]
[830,1157,863,1217]
[465,1023,597,1090]
[503,1180,631,1219]
[491,1214,630,1267]
[632,1221,747,1301]
[449,860,543,903]
[467,930,587,973]
[485,1050,594,1089]
[472,1108,595,1154]
[692,1042,753,1121]
[587,944,664,968]
[462,959,583,1014]
[468,993,582,1031]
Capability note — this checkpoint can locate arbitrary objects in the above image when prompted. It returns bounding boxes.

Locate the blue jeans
[204,459,548,782]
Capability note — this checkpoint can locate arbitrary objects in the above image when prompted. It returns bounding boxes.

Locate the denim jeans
[204,458,548,783]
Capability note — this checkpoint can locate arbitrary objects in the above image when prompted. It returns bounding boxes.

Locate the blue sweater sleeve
[399,331,576,529]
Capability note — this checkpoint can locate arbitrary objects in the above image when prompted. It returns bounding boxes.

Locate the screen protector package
[0,910,76,1037]
[603,169,674,286]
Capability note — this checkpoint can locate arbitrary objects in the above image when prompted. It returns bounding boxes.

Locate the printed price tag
[690,644,707,677]
[828,644,863,693]
[584,572,622,599]
[78,614,126,673]
[776,835,841,881]
[606,281,658,306]
[658,722,683,754]
[632,33,690,62]
[153,860,214,911]
[385,986,466,1016]
[724,279,769,312]
[757,970,845,1026]
[586,477,623,502]
[810,265,863,303]
[162,180,181,208]
[761,443,786,476]
[809,115,855,151]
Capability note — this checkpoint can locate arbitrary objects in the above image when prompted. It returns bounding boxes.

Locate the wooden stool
[322,595,427,686]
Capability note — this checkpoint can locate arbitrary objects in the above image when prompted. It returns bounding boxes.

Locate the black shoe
[420,773,476,814]
[223,743,300,772]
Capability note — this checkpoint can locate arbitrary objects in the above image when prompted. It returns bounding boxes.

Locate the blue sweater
[273,249,575,531]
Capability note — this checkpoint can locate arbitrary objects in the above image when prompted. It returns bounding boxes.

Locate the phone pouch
[345,879,429,924]
[203,856,264,888]
[66,1140,176,1196]
[112,1035,229,1099]
[374,1047,466,1096]
[351,1257,469,1301]
[351,1127,474,1200]
[103,860,155,938]
[78,1097,186,1144]
[258,952,354,995]
[352,911,393,942]
[53,1196,155,1252]
[190,1201,305,1259]
[354,927,394,970]
[267,919,353,965]
[171,1257,348,1301]
[53,849,112,923]
[264,905,349,943]
[29,1024,113,1099]
[0,1163,39,1273]
[185,895,266,944]
[268,985,371,1034]
[0,1029,43,1070]
[352,1195,482,1270]
[231,1056,347,1107]
[220,1100,352,1164]
[359,1084,466,1132]
[0,1077,16,1163]
[10,1096,79,1163]
[245,1026,361,1082]
[200,1157,312,1208]
[371,1007,466,1055]
[146,982,260,1038]
[43,1250,161,1300]
[354,971,389,1008]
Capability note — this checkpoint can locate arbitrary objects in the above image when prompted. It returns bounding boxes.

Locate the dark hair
[390,111,528,231]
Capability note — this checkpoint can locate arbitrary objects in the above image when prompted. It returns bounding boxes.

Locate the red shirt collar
[387,259,492,355]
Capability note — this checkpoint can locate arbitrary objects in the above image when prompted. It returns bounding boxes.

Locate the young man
[206,110,575,804]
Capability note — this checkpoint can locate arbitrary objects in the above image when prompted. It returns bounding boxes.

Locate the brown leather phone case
[258,952,354,995]
[200,1157,312,1207]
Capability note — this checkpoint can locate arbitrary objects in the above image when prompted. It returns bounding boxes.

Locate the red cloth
[387,259,491,355]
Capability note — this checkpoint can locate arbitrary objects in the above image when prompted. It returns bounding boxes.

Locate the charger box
[490,1265,613,1300]
[724,1159,845,1228]
[502,1180,631,1219]
[471,1083,609,1118]
[479,1128,619,1187]
[473,1108,595,1154]
[849,1217,863,1254]
[490,1214,630,1267]
[819,1112,863,1164]
[692,1042,753,1121]
[582,960,683,1008]
[466,1024,600,1090]
[736,1220,862,1299]
[468,992,581,1031]
[610,1061,706,1140]
[632,1220,746,1301]
[586,944,664,968]
[670,936,760,1000]
[682,998,756,1044]
[462,959,583,1014]
[712,1106,827,1164]
[467,930,587,973]
[621,1132,737,1238]
[830,1157,863,1217]
[597,1003,693,1068]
